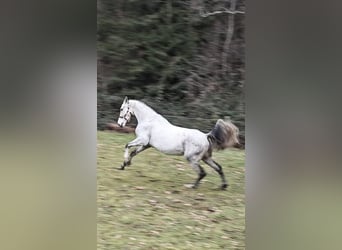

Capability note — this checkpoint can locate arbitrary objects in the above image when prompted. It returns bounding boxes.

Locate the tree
[97,0,245,143]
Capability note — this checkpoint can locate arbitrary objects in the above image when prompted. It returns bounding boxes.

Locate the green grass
[98,131,245,250]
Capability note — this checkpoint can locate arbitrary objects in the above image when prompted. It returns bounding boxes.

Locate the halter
[119,106,131,122]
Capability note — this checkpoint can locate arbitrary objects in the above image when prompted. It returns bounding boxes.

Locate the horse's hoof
[221,184,229,190]
[118,165,125,170]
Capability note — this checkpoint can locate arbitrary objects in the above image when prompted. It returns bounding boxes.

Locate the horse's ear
[124,96,128,103]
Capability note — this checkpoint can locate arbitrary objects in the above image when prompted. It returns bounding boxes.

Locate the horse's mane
[129,100,168,119]
[130,100,157,114]
[130,100,170,123]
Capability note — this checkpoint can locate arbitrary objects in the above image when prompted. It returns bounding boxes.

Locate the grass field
[97,131,245,250]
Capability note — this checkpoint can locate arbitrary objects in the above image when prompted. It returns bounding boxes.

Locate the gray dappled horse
[117,97,240,190]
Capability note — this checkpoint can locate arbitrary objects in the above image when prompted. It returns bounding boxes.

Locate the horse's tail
[207,119,240,150]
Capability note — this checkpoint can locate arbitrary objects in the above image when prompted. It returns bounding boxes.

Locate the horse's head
[117,96,132,127]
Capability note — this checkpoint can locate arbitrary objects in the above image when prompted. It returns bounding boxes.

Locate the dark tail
[207,119,240,150]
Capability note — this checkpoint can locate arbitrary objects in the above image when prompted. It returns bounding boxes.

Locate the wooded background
[97,0,245,142]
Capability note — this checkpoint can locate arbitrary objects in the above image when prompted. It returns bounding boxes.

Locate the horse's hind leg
[186,156,207,188]
[190,162,206,188]
[203,158,228,189]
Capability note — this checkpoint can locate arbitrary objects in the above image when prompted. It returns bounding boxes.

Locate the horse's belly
[160,147,184,155]
[149,134,184,155]
[150,141,184,155]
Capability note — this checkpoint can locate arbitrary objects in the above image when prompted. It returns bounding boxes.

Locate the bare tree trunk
[221,0,237,81]
[211,19,222,82]
[167,0,173,25]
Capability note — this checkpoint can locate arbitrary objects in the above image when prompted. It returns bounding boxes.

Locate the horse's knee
[199,170,207,179]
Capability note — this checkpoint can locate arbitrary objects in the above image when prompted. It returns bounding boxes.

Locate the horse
[117,96,240,190]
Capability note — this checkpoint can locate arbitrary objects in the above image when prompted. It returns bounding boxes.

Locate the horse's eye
[120,108,123,111]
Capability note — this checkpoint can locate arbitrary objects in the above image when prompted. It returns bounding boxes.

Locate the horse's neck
[130,100,159,123]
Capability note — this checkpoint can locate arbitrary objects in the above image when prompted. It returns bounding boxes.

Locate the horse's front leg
[119,137,148,170]
[127,144,151,166]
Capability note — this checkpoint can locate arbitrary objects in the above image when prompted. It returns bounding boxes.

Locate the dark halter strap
[119,107,131,121]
